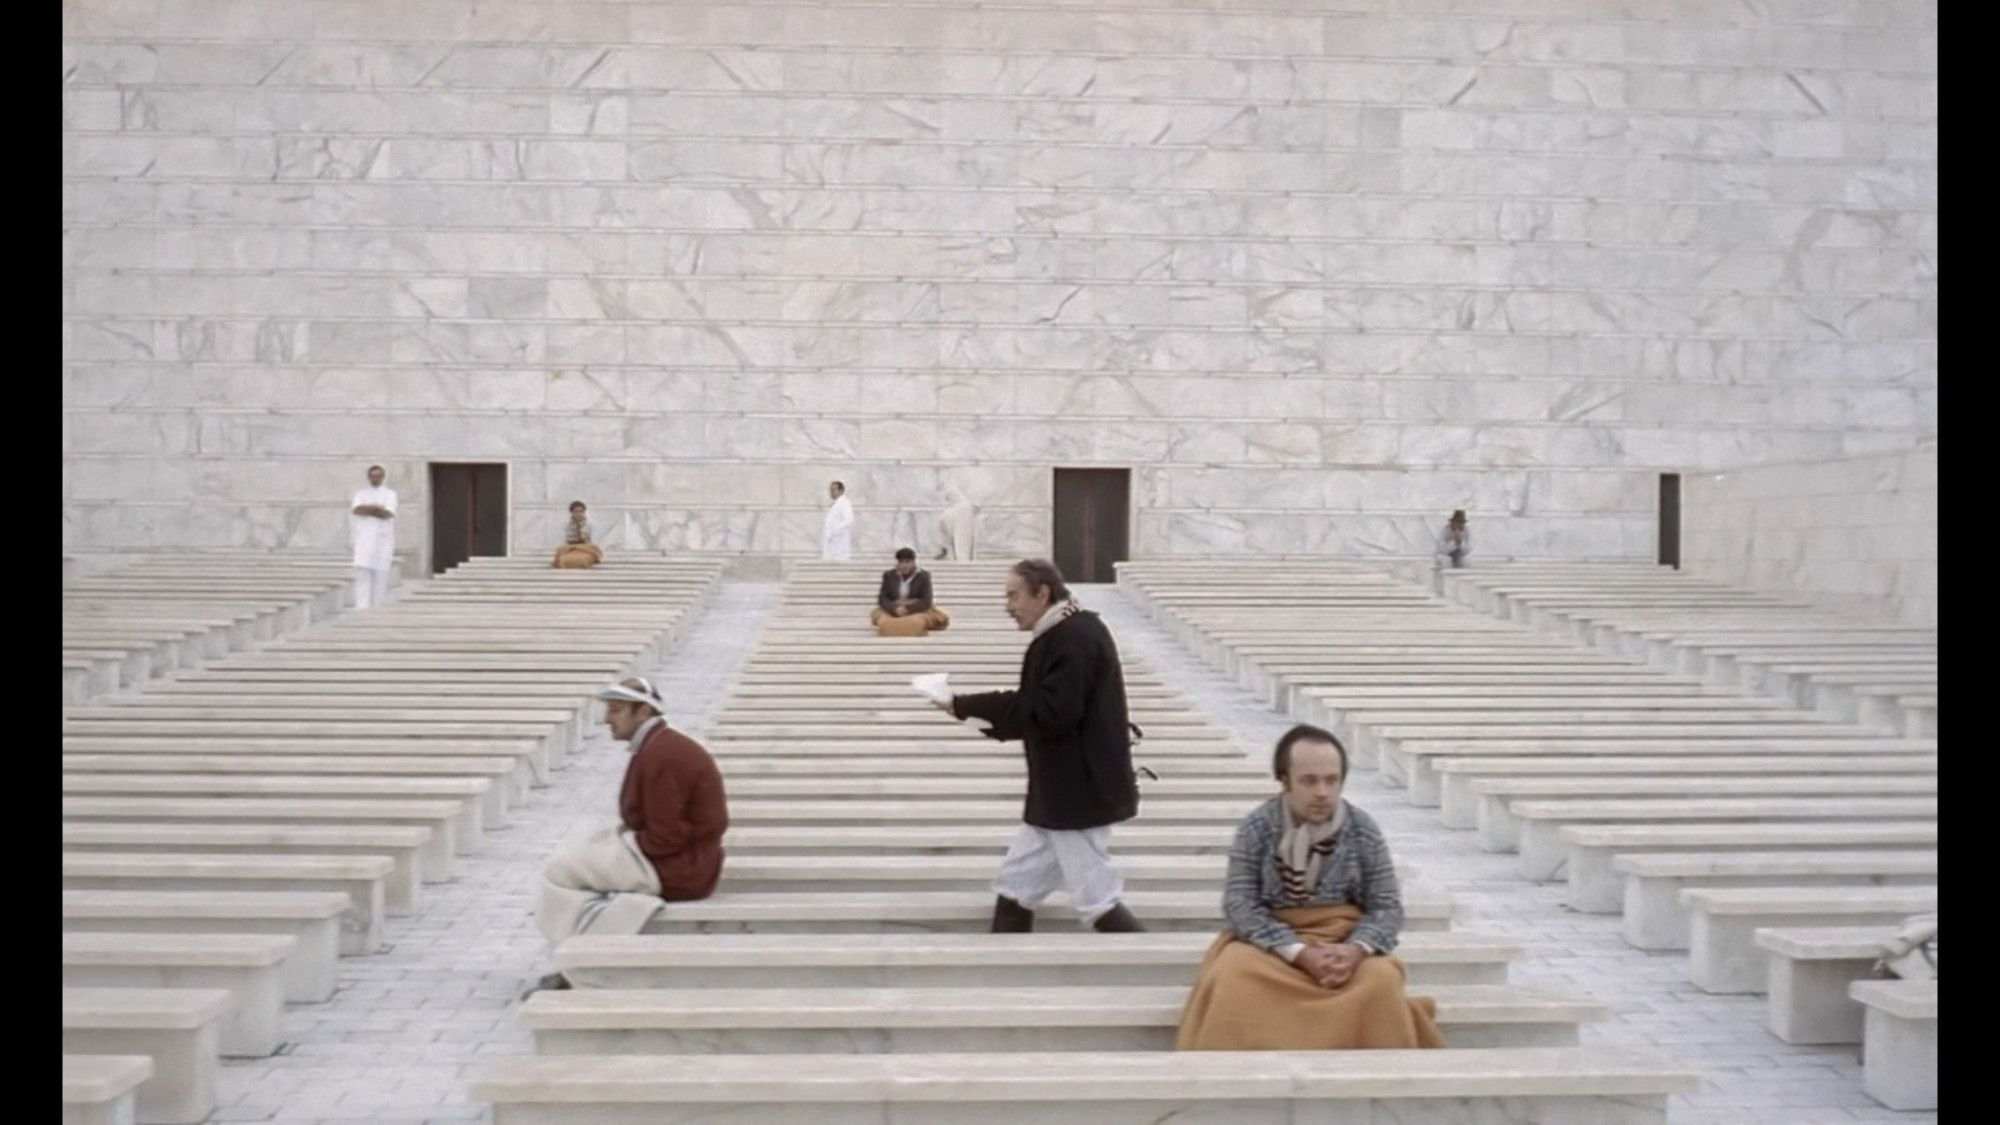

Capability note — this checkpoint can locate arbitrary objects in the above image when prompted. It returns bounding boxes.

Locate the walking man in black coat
[939,558,1147,933]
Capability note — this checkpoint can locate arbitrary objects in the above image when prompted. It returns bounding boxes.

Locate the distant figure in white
[1434,510,1470,569]
[349,464,398,609]
[821,479,854,561]
[935,487,976,561]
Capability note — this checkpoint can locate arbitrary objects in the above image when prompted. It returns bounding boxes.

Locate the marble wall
[62,0,1937,570]
[1682,442,1936,625]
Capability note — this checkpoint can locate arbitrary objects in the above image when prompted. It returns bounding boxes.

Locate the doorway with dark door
[429,462,510,575]
[1052,468,1131,584]
[1658,473,1682,569]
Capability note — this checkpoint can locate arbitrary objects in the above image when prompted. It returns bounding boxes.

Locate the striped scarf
[1274,798,1347,906]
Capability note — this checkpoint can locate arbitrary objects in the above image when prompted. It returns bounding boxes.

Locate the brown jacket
[618,723,729,899]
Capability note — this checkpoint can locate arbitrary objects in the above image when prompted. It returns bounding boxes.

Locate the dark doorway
[1052,468,1131,583]
[429,462,509,575]
[1657,473,1682,569]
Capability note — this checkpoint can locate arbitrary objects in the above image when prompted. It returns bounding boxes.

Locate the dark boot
[1092,902,1147,933]
[990,895,1035,933]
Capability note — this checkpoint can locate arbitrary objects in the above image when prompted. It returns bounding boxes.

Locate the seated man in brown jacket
[871,547,951,636]
[527,676,730,994]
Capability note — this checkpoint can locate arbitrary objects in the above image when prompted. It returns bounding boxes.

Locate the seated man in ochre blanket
[552,500,604,569]
[871,547,951,636]
[1176,723,1445,1051]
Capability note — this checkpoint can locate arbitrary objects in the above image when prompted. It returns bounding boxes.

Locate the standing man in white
[936,486,975,560]
[820,479,854,561]
[349,464,398,609]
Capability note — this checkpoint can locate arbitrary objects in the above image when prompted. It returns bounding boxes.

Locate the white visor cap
[595,677,666,713]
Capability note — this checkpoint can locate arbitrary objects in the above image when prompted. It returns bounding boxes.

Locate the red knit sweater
[618,723,729,900]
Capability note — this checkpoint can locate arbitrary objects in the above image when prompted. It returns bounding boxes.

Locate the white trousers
[352,566,391,609]
[991,824,1125,922]
[535,824,665,948]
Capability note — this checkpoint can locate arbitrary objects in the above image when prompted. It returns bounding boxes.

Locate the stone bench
[1900,694,1937,738]
[470,1046,1699,1125]
[1681,885,1939,992]
[1431,753,1937,813]
[64,819,440,889]
[556,931,1521,989]
[63,751,530,813]
[63,795,472,867]
[1753,926,1894,1045]
[62,851,396,953]
[62,932,296,1057]
[71,706,582,760]
[1849,979,1937,1111]
[64,734,553,787]
[1559,821,1938,910]
[1386,737,1936,805]
[1509,796,1937,880]
[62,889,346,1001]
[62,772,499,835]
[1367,721,1860,773]
[1302,693,1783,733]
[1469,774,1937,840]
[63,647,151,691]
[63,1054,152,1125]
[522,983,1603,1053]
[1616,850,1938,946]
[62,718,567,767]
[641,889,1454,935]
[62,987,231,1125]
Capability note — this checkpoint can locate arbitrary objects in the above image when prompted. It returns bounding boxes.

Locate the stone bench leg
[1861,1003,1938,1110]
[62,1026,218,1125]
[1769,956,1874,1045]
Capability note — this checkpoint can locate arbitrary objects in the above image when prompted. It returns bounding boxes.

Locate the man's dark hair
[1273,723,1348,782]
[368,464,384,473]
[831,480,845,493]
[569,500,587,512]
[1010,558,1070,604]
[895,547,916,562]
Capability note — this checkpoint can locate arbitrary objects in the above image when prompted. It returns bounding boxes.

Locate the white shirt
[350,486,398,571]
[821,495,854,560]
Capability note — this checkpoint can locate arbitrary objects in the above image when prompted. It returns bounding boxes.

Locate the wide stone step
[721,776,1279,801]
[62,987,232,1125]
[62,932,296,1056]
[712,755,1259,778]
[641,890,1453,934]
[557,931,1522,989]
[711,854,1416,894]
[716,824,1240,855]
[522,983,1603,1053]
[704,799,1284,826]
[470,1047,1699,1125]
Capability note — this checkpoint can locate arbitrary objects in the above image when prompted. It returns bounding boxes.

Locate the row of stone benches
[1115,559,1938,1111]
[63,555,725,1124]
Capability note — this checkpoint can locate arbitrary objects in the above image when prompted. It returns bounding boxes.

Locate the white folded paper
[912,672,991,732]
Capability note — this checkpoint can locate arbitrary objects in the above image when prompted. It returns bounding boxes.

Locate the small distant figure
[528,677,729,995]
[873,548,952,636]
[552,500,604,569]
[1174,724,1445,1051]
[349,464,398,609]
[1435,510,1470,569]
[935,487,976,561]
[821,480,854,561]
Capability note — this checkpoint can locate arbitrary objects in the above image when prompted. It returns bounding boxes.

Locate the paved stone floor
[212,579,1934,1123]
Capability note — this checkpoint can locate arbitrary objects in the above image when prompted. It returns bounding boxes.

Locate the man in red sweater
[527,676,730,995]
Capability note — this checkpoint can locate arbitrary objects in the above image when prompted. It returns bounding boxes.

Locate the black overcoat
[952,609,1139,831]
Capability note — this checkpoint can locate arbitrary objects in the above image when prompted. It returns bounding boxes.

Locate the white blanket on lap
[535,823,665,947]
